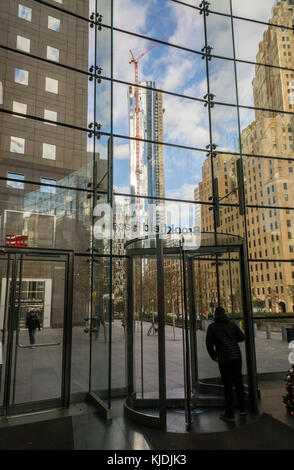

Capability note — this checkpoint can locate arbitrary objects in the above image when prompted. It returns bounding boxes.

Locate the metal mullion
[107,0,114,412]
[240,242,259,414]
[103,22,294,74]
[3,254,17,416]
[2,106,294,163]
[11,254,23,407]
[202,6,221,304]
[62,253,73,408]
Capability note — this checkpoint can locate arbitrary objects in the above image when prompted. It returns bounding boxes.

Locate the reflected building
[0,0,96,328]
[199,0,294,313]
[128,81,165,232]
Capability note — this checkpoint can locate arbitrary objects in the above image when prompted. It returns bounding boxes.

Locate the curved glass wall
[0,0,293,419]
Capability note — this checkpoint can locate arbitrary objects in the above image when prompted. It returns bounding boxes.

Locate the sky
[92,0,280,203]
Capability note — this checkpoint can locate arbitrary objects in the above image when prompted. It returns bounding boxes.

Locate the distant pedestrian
[92,311,105,340]
[205,306,247,422]
[26,308,41,346]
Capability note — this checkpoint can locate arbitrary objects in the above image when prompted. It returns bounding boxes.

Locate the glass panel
[11,257,66,405]
[113,137,210,203]
[250,260,294,374]
[89,255,110,404]
[71,255,91,395]
[246,207,294,260]
[209,0,231,14]
[0,181,92,252]
[236,62,294,114]
[232,0,293,29]
[194,253,247,382]
[210,104,239,152]
[164,253,185,399]
[113,81,209,149]
[242,157,294,209]
[209,57,237,105]
[110,30,206,100]
[134,255,159,405]
[0,254,10,409]
[113,0,204,52]
[233,17,293,67]
[206,12,234,59]
[112,256,127,391]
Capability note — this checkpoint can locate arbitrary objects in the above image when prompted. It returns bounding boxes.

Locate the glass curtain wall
[0,0,293,413]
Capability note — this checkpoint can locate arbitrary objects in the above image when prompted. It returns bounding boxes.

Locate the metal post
[187,258,199,394]
[156,235,166,429]
[240,242,259,414]
[126,257,134,396]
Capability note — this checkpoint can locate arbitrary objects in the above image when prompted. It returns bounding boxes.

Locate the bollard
[282,325,287,342]
[266,324,271,340]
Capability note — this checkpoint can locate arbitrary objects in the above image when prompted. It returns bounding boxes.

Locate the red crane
[129,40,164,234]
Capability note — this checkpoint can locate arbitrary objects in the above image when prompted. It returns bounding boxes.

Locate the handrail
[17,341,61,348]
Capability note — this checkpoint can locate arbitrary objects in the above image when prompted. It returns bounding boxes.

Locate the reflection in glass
[14,68,29,86]
[10,136,25,154]
[18,4,32,22]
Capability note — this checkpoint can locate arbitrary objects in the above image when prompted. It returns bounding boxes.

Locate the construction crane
[129,39,164,235]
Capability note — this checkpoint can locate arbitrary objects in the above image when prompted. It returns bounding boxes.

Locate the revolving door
[124,234,259,430]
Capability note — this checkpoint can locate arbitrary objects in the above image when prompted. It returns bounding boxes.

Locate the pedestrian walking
[205,306,247,422]
[26,308,41,346]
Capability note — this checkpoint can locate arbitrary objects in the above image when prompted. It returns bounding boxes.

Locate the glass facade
[0,0,293,418]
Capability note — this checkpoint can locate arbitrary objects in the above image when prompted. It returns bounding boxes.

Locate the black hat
[214,306,226,318]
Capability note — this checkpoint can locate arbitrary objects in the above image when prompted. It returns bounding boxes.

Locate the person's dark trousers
[218,357,246,417]
[29,329,36,345]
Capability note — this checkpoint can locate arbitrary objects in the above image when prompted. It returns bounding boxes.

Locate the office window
[13,101,27,118]
[10,136,25,154]
[16,35,30,53]
[41,177,56,193]
[7,172,24,189]
[18,4,32,21]
[48,16,60,32]
[47,46,59,62]
[42,143,56,160]
[15,68,28,85]
[44,109,57,125]
[45,77,58,94]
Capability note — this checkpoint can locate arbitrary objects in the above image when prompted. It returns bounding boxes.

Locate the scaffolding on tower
[129,40,164,236]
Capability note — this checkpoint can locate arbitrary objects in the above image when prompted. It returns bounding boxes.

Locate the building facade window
[10,136,25,154]
[13,101,27,118]
[45,77,58,94]
[41,177,56,193]
[16,35,30,53]
[47,46,59,62]
[7,172,24,189]
[14,68,29,85]
[18,4,32,21]
[42,143,56,160]
[48,16,61,32]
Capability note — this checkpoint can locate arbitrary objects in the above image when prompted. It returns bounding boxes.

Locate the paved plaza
[7,319,291,406]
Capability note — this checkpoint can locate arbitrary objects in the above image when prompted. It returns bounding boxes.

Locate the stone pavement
[6,319,291,405]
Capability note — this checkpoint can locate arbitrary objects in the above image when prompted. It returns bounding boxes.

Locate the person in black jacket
[206,306,247,422]
[26,308,41,346]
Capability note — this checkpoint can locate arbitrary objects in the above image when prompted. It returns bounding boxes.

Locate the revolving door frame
[124,237,259,430]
